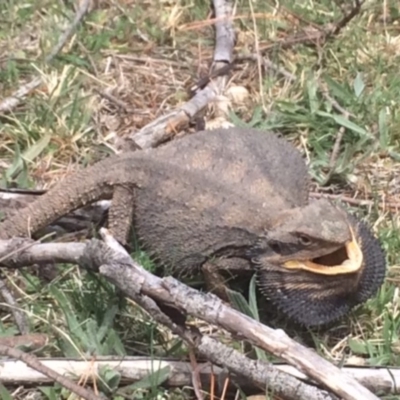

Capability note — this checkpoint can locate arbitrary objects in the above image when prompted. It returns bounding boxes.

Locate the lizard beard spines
[254,217,387,327]
[347,217,386,303]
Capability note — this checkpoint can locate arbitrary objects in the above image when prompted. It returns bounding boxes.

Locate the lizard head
[249,199,386,327]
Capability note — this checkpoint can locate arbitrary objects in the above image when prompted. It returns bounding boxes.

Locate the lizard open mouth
[283,226,363,275]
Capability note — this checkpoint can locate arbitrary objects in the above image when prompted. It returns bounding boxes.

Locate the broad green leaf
[324,75,352,103]
[49,287,83,336]
[120,366,171,392]
[317,111,370,137]
[226,284,268,360]
[388,151,400,161]
[332,114,370,137]
[98,365,122,394]
[97,304,118,343]
[316,110,333,119]
[4,143,22,181]
[307,77,319,113]
[353,72,365,98]
[348,339,369,355]
[378,108,389,148]
[247,276,268,361]
[86,319,102,353]
[22,134,51,163]
[5,134,51,180]
[226,288,253,317]
[247,106,264,127]
[0,383,13,400]
[105,329,126,356]
[248,275,260,321]
[39,386,58,400]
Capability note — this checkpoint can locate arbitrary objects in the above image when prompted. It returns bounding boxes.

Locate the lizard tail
[0,153,139,240]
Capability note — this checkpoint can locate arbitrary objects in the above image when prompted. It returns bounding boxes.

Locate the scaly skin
[0,127,387,325]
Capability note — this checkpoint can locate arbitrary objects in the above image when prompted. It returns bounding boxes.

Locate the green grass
[1,0,400,398]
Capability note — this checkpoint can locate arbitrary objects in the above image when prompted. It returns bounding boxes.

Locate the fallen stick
[0,345,103,400]
[89,229,377,400]
[0,237,335,400]
[125,0,236,149]
[0,0,92,114]
[0,357,397,395]
[0,232,377,399]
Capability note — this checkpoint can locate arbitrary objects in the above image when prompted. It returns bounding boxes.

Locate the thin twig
[124,0,236,150]
[321,125,346,186]
[259,0,364,54]
[318,79,354,186]
[236,54,296,82]
[189,349,205,400]
[0,344,103,400]
[0,277,29,334]
[331,0,365,36]
[248,0,266,111]
[319,84,355,117]
[93,88,133,113]
[0,236,40,335]
[44,0,92,63]
[0,0,92,114]
[310,192,400,210]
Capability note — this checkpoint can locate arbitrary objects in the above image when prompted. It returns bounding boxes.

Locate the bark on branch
[0,232,378,400]
[0,345,103,400]
[125,0,236,149]
[0,238,335,400]
[0,234,377,400]
[0,357,397,396]
[0,0,92,114]
[91,230,376,400]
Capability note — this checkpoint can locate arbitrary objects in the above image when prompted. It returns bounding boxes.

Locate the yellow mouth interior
[283,226,363,275]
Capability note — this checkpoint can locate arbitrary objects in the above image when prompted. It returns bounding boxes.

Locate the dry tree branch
[258,0,364,54]
[236,54,296,82]
[0,233,38,335]
[316,72,364,187]
[0,345,104,400]
[0,357,398,395]
[319,81,353,186]
[0,241,335,400]
[128,0,353,149]
[0,0,92,114]
[309,192,398,210]
[0,77,43,114]
[330,0,365,36]
[0,333,48,350]
[91,231,377,400]
[0,278,29,334]
[125,0,236,149]
[91,229,378,400]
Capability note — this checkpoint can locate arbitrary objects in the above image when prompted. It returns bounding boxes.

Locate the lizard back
[0,127,310,275]
[132,127,310,273]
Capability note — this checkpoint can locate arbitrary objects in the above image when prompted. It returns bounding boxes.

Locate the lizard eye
[298,234,311,246]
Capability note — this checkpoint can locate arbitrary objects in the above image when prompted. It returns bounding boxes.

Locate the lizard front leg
[202,257,252,302]
[107,185,136,246]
